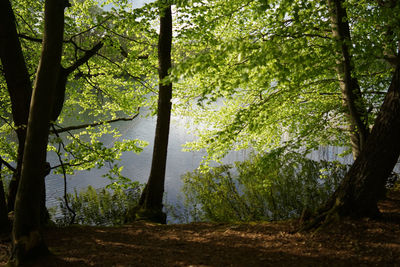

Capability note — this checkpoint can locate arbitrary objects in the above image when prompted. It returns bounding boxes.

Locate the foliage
[2,0,399,227]
[0,0,160,189]
[171,0,396,163]
[173,150,347,223]
[55,183,142,226]
[49,124,148,188]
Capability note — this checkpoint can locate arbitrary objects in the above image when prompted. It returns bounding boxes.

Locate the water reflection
[45,111,249,211]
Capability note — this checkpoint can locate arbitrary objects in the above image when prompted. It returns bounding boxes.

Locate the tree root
[126,205,167,225]
[134,208,167,224]
[298,203,341,233]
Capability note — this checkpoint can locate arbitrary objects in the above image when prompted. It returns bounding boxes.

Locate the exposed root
[126,206,166,225]
[134,208,167,224]
[298,203,342,233]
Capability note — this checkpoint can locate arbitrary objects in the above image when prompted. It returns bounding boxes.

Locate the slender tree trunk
[0,162,10,234]
[0,0,32,212]
[328,0,369,159]
[136,4,172,224]
[9,0,67,264]
[303,63,400,230]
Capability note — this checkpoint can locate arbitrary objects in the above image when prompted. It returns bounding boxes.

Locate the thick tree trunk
[0,0,32,212]
[9,0,67,264]
[136,5,172,224]
[0,0,50,227]
[328,0,369,159]
[1,0,97,224]
[303,63,400,230]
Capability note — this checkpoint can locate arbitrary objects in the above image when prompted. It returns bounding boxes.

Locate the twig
[50,160,93,170]
[0,115,15,130]
[95,53,155,92]
[51,125,76,224]
[67,15,112,40]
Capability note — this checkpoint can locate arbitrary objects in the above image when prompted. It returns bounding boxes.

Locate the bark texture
[328,0,369,159]
[136,5,172,224]
[10,0,67,264]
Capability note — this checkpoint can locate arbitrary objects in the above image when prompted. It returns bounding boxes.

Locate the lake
[45,110,250,213]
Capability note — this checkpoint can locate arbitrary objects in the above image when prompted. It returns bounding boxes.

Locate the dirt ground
[1,191,400,266]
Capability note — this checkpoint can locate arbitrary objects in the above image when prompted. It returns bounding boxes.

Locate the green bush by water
[56,183,142,226]
[171,149,347,223]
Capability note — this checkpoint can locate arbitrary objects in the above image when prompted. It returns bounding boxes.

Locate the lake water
[45,106,362,219]
[45,110,250,211]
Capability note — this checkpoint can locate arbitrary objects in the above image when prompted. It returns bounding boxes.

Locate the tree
[0,0,104,224]
[172,0,393,163]
[172,0,347,162]
[171,0,399,225]
[301,0,400,229]
[0,0,155,225]
[134,2,172,224]
[0,0,33,213]
[303,62,400,229]
[10,0,68,263]
[0,162,9,234]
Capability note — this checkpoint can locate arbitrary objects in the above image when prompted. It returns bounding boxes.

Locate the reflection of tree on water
[45,109,249,212]
[46,105,362,217]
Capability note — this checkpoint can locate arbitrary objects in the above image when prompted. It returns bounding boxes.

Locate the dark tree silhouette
[0,0,103,228]
[303,63,400,230]
[135,3,173,224]
[10,0,68,264]
[0,0,33,213]
[302,0,400,231]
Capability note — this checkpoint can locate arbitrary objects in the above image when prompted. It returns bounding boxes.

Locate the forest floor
[1,190,400,266]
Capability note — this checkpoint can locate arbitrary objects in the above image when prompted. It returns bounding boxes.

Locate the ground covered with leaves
[1,190,400,266]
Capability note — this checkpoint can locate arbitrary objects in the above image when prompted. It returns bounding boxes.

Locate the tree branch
[67,15,112,41]
[51,113,140,134]
[0,156,16,173]
[51,125,76,224]
[17,33,42,43]
[65,41,104,74]
[96,53,155,92]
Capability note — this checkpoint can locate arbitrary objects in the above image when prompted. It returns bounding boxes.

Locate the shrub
[56,183,142,226]
[173,149,347,222]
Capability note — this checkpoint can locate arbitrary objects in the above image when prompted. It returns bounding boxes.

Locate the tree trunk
[328,0,369,159]
[136,4,172,224]
[0,0,33,213]
[303,63,400,230]
[0,0,50,227]
[0,162,10,234]
[9,0,67,264]
[0,0,96,224]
